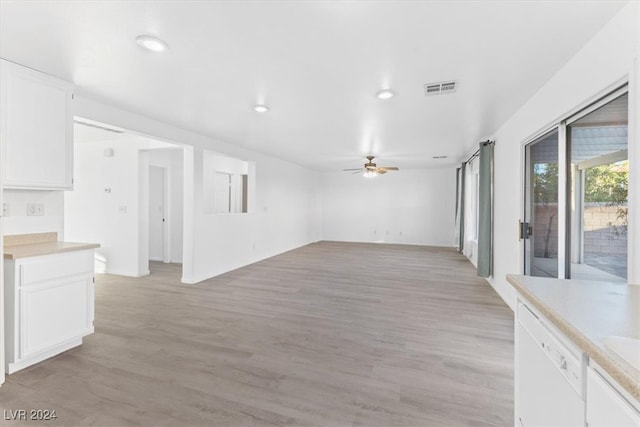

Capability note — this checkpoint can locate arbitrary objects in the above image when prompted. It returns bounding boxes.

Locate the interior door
[524,130,559,277]
[149,166,165,262]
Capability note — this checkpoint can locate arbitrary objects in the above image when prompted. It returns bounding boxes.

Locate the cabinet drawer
[20,250,94,286]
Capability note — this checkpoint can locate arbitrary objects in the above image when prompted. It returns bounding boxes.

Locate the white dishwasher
[516,302,586,426]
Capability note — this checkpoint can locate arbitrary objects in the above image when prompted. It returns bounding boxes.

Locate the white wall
[321,167,455,246]
[73,95,322,284]
[65,138,181,276]
[474,2,640,309]
[2,190,64,237]
[186,147,318,282]
[65,140,146,276]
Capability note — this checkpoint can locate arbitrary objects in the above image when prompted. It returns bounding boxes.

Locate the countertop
[507,274,639,402]
[3,232,99,259]
[4,241,100,259]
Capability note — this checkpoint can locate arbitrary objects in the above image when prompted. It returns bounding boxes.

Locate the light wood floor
[0,242,514,426]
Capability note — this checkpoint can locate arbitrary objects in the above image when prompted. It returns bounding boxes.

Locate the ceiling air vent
[424,80,457,96]
[425,84,441,95]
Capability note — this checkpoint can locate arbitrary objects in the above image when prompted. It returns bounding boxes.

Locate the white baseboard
[7,334,88,374]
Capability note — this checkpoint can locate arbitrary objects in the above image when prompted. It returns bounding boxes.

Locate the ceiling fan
[343,156,399,177]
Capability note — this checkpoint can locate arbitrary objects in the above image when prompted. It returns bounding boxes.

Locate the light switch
[2,203,9,216]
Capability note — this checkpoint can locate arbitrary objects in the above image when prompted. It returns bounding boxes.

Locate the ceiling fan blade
[352,170,362,175]
[378,166,399,171]
[376,169,388,174]
[343,168,362,171]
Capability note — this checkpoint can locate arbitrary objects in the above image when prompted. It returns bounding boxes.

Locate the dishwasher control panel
[542,325,583,395]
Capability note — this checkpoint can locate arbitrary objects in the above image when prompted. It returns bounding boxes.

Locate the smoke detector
[424,80,457,96]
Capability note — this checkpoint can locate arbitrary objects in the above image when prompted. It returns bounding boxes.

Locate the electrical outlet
[27,203,45,216]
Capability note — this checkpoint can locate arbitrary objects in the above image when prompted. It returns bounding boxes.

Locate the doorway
[149,165,168,262]
[66,118,185,277]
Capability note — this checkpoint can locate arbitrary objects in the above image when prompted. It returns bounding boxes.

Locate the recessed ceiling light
[136,35,168,52]
[376,89,395,100]
[253,104,270,113]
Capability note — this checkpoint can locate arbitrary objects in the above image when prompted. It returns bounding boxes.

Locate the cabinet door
[0,60,73,190]
[587,366,640,426]
[19,276,93,358]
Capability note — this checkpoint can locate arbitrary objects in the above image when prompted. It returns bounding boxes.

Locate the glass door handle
[519,221,533,240]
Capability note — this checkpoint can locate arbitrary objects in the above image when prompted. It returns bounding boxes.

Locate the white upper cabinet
[0,60,73,190]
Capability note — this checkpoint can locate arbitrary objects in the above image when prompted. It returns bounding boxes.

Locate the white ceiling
[0,1,628,171]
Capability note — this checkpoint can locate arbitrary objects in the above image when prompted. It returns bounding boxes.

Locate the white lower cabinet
[4,250,95,373]
[587,365,640,427]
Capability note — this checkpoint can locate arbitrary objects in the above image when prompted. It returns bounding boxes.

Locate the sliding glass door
[523,86,628,281]
[524,130,560,277]
[567,92,628,281]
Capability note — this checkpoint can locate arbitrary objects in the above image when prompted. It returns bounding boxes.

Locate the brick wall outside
[583,203,627,255]
[532,203,627,258]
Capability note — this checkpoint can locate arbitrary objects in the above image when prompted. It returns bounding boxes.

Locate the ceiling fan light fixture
[363,170,377,178]
[253,104,270,113]
[135,35,168,52]
[376,89,395,100]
